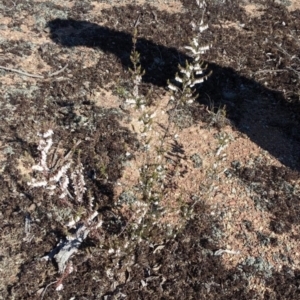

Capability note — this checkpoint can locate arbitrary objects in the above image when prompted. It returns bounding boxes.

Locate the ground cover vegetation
[0,0,300,299]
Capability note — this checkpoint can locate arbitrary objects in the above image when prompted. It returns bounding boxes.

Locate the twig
[275,42,300,63]
[255,67,300,77]
[255,69,287,75]
[40,281,58,300]
[48,63,69,77]
[151,10,158,23]
[214,249,240,256]
[0,63,68,79]
[0,65,44,78]
[286,66,300,78]
[58,140,82,168]
[134,14,141,28]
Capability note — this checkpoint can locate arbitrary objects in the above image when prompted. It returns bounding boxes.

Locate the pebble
[28,203,36,212]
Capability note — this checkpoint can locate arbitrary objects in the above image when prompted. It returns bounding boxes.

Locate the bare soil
[1,0,300,299]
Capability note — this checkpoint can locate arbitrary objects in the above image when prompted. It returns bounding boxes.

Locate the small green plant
[112,1,214,246]
[113,82,130,100]
[126,26,167,199]
[125,27,147,109]
[206,102,228,129]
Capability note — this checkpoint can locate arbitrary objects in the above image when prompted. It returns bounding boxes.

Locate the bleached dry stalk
[0,63,68,79]
[27,130,103,290]
[28,130,86,203]
[168,0,211,106]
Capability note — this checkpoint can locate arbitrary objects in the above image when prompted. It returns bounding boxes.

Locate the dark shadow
[46,18,300,171]
[197,62,300,171]
[46,18,187,87]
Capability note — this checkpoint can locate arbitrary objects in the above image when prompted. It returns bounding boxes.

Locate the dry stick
[275,42,300,63]
[255,68,300,77]
[0,65,44,78]
[51,140,82,173]
[151,10,158,23]
[255,69,287,75]
[0,63,68,79]
[134,14,141,28]
[48,63,69,77]
[40,281,58,300]
[286,66,300,78]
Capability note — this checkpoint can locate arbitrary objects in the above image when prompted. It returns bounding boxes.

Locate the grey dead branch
[0,63,68,79]
[42,212,102,274]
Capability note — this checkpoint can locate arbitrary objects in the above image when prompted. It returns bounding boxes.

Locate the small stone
[28,203,36,212]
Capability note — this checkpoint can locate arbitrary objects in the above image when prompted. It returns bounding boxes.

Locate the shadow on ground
[47,10,300,172]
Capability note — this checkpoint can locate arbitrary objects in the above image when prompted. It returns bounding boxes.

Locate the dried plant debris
[42,212,102,291]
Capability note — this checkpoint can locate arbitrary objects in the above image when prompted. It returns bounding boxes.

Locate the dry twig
[0,63,68,79]
[255,69,287,75]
